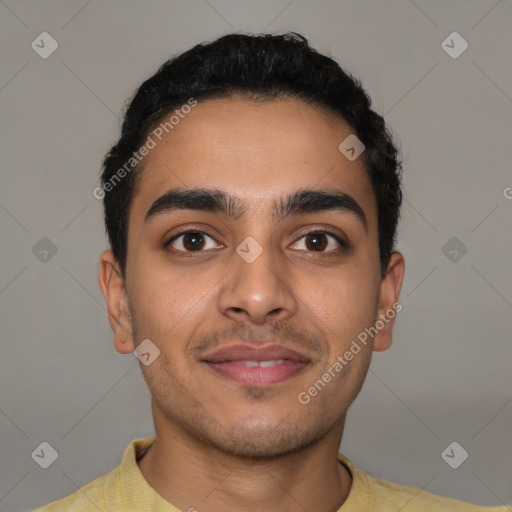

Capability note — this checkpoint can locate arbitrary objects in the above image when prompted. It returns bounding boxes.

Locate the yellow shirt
[33,435,510,511]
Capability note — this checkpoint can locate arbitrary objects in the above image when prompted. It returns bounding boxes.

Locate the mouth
[201,343,311,387]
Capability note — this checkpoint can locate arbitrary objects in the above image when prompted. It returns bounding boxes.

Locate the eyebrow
[144,187,368,231]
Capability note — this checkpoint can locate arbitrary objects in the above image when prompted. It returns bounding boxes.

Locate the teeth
[236,360,284,367]
[258,359,284,367]
[240,360,259,367]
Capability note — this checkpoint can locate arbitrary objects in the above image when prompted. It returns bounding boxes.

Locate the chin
[202,418,326,460]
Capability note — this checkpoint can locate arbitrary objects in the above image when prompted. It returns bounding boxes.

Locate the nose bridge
[236,234,279,283]
[218,232,297,323]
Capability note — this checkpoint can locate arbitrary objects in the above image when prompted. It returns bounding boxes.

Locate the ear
[98,250,135,355]
[373,251,405,352]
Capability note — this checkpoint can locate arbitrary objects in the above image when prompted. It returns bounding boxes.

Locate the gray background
[1,0,511,510]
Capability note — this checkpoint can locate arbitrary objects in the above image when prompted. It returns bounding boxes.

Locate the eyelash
[164,228,348,256]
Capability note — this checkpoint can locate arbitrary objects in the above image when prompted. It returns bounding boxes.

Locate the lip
[201,343,311,387]
[202,343,310,363]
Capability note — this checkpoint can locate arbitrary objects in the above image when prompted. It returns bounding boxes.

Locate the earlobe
[373,251,405,352]
[98,250,135,355]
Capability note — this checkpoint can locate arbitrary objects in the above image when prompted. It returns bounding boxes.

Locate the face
[100,96,404,458]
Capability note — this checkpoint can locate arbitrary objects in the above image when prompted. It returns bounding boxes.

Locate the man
[35,33,508,511]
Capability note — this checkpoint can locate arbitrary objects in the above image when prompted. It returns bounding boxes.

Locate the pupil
[307,234,326,251]
[185,232,204,250]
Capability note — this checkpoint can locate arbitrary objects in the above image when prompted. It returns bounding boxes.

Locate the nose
[217,239,298,325]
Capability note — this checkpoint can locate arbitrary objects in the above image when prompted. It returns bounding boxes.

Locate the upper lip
[201,343,311,363]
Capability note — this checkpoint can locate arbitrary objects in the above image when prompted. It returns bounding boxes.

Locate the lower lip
[203,360,309,386]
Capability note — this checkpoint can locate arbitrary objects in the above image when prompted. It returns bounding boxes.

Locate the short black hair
[100,32,402,278]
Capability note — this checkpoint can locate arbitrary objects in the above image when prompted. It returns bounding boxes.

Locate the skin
[98,96,405,512]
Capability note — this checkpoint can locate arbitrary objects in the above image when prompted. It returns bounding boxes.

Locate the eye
[291,230,347,253]
[165,228,347,255]
[166,230,221,253]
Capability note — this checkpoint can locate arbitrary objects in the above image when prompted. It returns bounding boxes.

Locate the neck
[137,403,352,512]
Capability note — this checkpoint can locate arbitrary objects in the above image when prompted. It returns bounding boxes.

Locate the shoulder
[368,474,508,511]
[31,436,156,511]
[31,465,119,511]
[338,453,509,511]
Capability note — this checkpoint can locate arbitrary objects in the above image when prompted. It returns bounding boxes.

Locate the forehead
[130,96,376,226]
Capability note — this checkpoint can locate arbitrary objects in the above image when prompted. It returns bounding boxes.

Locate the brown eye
[305,233,328,251]
[167,231,220,253]
[182,232,205,251]
[291,230,346,253]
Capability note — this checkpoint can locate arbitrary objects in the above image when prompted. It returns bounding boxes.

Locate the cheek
[304,269,379,379]
[308,263,379,337]
[128,253,222,353]
[128,264,188,341]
